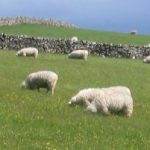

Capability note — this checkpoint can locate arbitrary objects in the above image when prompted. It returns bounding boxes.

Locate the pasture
[0,50,149,150]
[1,24,150,45]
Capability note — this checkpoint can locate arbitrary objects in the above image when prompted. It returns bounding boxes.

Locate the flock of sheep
[16,37,150,117]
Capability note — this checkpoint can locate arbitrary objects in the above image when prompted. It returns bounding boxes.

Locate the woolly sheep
[68,50,88,60]
[130,30,137,35]
[144,44,150,48]
[16,47,38,58]
[21,71,58,95]
[68,86,133,117]
[71,36,78,43]
[143,55,150,63]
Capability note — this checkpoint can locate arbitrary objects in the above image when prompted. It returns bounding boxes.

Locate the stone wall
[0,16,78,28]
[0,33,150,58]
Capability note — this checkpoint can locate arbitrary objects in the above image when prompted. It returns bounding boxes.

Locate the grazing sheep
[21,71,58,95]
[144,44,150,48]
[143,55,150,63]
[71,36,78,43]
[68,86,133,117]
[132,56,136,59]
[130,30,137,35]
[16,47,38,58]
[68,50,88,60]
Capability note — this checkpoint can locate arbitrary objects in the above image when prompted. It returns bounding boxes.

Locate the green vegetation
[0,24,150,45]
[0,51,149,150]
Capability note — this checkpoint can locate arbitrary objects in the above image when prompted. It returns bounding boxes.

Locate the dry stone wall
[0,16,78,28]
[0,33,150,58]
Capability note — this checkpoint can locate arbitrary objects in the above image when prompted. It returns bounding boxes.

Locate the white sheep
[71,36,78,43]
[16,47,38,58]
[21,71,58,95]
[144,44,150,48]
[68,86,133,117]
[143,55,150,63]
[68,50,88,60]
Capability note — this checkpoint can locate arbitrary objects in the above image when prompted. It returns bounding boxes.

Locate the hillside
[0,22,150,149]
[0,24,150,45]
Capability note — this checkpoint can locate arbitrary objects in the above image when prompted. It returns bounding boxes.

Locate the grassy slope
[0,24,150,45]
[0,51,150,149]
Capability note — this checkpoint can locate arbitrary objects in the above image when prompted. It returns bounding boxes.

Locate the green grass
[1,24,150,45]
[0,50,150,150]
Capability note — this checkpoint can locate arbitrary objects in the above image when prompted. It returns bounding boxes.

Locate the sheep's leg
[51,80,57,96]
[101,107,110,115]
[51,88,54,96]
[48,84,54,95]
[34,53,37,58]
[84,100,91,107]
[124,104,133,117]
[37,88,40,92]
[86,104,97,113]
[46,87,50,93]
[84,55,87,60]
[23,52,26,56]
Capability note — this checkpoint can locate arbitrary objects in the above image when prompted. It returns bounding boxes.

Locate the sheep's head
[68,96,77,105]
[16,51,21,56]
[21,80,28,89]
[143,58,147,62]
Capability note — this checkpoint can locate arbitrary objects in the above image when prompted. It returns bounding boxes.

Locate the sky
[0,0,150,34]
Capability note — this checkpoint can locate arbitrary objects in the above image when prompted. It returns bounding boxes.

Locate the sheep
[130,30,137,35]
[132,56,136,59]
[16,47,38,58]
[144,44,150,48]
[143,55,150,63]
[68,50,88,60]
[21,71,58,95]
[68,86,133,117]
[71,36,78,43]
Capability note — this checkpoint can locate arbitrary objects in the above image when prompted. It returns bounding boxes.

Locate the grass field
[1,24,150,45]
[0,50,149,150]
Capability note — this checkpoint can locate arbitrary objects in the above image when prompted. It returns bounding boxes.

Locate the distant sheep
[71,36,78,43]
[144,44,150,48]
[68,86,133,117]
[16,47,38,58]
[130,30,137,35]
[132,56,136,59]
[21,71,58,95]
[143,55,150,63]
[68,50,88,60]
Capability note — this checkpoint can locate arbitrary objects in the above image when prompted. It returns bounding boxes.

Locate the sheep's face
[16,51,21,56]
[68,96,77,105]
[21,81,28,88]
[143,58,146,62]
